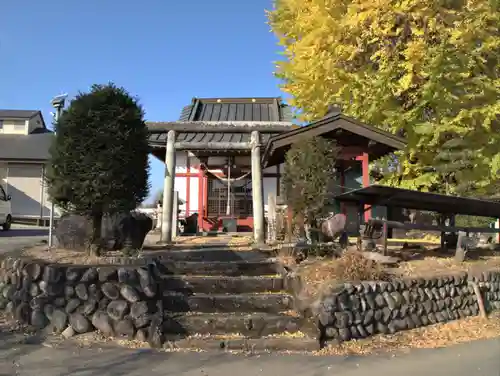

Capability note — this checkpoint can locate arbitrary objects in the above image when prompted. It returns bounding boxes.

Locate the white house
[0,110,59,224]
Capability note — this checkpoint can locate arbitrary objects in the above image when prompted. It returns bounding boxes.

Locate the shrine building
[148,97,406,244]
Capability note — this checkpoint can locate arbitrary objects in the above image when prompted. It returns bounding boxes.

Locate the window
[206,176,253,216]
[0,186,6,201]
[0,120,3,129]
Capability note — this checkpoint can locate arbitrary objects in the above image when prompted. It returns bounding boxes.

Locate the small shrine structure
[148,97,406,244]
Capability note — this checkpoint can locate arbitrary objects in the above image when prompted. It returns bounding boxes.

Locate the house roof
[0,110,40,119]
[178,97,293,122]
[0,109,48,130]
[262,111,406,167]
[0,133,54,161]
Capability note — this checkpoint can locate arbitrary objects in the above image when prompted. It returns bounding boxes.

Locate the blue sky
[0,0,285,202]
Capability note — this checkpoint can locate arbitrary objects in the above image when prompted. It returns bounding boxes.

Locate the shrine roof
[148,123,286,145]
[148,97,296,149]
[178,97,293,122]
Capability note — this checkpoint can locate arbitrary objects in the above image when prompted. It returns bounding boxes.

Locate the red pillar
[340,163,346,215]
[185,153,190,217]
[356,152,371,221]
[197,167,204,232]
[203,174,208,230]
[496,219,500,244]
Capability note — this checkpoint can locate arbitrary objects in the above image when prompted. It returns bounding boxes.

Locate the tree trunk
[297,212,306,240]
[286,206,293,243]
[88,212,103,257]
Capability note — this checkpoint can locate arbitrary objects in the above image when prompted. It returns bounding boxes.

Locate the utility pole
[48,94,68,248]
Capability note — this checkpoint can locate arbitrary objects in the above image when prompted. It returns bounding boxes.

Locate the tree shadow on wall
[6,184,52,220]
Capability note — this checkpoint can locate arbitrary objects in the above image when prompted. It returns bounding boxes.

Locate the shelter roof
[335,185,500,217]
[262,111,406,167]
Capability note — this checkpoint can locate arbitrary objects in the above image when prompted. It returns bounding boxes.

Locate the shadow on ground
[0,228,48,238]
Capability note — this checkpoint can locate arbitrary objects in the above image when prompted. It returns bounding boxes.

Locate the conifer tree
[282,136,339,220]
[46,83,150,255]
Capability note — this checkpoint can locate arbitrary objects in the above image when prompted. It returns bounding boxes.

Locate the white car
[0,186,12,231]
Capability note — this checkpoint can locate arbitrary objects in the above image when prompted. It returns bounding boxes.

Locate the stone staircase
[150,251,318,351]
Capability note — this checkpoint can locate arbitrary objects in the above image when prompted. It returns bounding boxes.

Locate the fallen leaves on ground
[317,312,500,356]
[296,247,500,299]
[173,236,216,245]
[397,253,500,278]
[171,235,252,247]
[298,250,389,299]
[267,331,306,339]
[227,236,253,246]
[282,310,302,318]
[20,246,134,265]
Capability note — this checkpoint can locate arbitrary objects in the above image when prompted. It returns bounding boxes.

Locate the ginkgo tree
[268,0,500,196]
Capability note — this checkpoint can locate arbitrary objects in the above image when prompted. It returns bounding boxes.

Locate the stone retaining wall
[0,257,164,346]
[3,255,500,350]
[304,270,500,346]
[471,270,500,311]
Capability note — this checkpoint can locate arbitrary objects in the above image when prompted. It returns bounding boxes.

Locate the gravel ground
[0,224,48,257]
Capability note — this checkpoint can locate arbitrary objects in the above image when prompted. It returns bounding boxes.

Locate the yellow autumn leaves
[268,0,500,195]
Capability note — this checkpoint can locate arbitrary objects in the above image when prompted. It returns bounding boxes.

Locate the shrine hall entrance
[206,175,253,218]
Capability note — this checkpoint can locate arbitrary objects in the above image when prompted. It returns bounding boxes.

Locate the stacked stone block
[0,258,164,347]
[314,273,481,345]
[471,270,500,311]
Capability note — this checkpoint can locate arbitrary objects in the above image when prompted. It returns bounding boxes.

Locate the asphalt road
[0,225,48,256]
[0,333,499,376]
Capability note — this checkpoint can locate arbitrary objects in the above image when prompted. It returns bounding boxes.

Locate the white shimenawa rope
[201,162,251,183]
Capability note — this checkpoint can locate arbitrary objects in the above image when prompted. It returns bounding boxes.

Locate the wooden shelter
[263,109,405,223]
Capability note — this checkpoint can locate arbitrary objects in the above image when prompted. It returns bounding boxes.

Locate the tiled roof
[149,129,282,147]
[0,110,40,119]
[0,109,48,130]
[148,97,295,150]
[178,97,293,122]
[147,121,295,149]
[147,121,294,133]
[0,133,54,161]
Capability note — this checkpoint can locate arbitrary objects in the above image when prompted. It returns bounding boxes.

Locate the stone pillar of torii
[160,130,265,245]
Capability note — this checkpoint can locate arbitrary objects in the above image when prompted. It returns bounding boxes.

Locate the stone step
[163,335,320,352]
[162,312,302,337]
[162,292,293,313]
[143,249,263,262]
[159,275,284,294]
[156,260,280,276]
